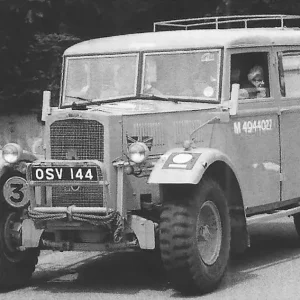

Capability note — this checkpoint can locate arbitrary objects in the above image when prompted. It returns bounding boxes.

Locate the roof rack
[153,14,300,32]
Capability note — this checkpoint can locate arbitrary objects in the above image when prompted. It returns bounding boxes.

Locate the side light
[128,142,149,164]
[2,143,23,164]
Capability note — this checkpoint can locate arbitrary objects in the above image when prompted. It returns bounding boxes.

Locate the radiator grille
[50,119,104,160]
[52,186,103,207]
[50,119,105,207]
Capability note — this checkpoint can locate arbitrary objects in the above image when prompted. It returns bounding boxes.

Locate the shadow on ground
[5,218,300,297]
[32,250,169,294]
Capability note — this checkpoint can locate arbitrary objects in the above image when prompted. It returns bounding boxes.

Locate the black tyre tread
[0,171,40,288]
[0,209,40,288]
[0,248,40,287]
[159,178,231,294]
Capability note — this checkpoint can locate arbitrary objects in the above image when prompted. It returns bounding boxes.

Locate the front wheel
[0,210,40,288]
[159,178,231,295]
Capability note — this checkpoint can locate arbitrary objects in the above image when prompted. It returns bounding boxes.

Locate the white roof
[64,28,300,56]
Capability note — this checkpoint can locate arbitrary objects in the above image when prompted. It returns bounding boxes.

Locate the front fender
[148,147,236,185]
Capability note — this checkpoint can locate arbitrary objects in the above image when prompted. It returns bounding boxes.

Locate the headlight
[2,143,23,164]
[128,142,149,164]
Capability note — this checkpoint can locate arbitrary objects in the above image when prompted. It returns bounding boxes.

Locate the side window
[279,52,300,98]
[230,52,270,100]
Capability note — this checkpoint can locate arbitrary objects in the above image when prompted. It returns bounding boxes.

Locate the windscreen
[62,54,138,105]
[142,50,221,101]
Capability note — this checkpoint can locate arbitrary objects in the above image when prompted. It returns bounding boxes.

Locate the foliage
[1,0,300,113]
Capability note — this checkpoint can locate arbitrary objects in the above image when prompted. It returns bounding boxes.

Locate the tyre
[0,210,40,288]
[159,178,231,295]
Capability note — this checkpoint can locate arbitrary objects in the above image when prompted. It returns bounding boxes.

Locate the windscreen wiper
[65,95,95,110]
[140,94,218,104]
[139,94,178,103]
[65,95,94,110]
[65,95,94,103]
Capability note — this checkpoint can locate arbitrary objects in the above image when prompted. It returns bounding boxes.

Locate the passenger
[242,65,268,99]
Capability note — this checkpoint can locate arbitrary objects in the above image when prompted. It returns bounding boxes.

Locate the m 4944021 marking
[234,119,273,135]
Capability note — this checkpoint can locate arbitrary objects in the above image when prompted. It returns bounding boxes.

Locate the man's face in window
[251,76,264,88]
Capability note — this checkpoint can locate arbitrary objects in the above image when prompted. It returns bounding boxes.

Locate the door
[278,50,300,201]
[228,50,281,208]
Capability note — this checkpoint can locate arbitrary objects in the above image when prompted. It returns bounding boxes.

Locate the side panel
[276,49,300,201]
[221,47,281,208]
[123,111,217,205]
[221,109,280,207]
[145,108,281,209]
[280,107,300,201]
[123,103,280,209]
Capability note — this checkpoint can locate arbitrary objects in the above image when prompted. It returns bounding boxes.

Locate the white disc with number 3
[3,176,29,208]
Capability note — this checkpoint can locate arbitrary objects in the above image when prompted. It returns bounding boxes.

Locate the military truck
[3,14,300,294]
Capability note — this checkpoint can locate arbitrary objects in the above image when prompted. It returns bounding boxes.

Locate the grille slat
[50,119,105,207]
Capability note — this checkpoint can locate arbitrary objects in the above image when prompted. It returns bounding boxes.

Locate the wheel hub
[3,212,24,262]
[198,224,211,241]
[196,200,222,265]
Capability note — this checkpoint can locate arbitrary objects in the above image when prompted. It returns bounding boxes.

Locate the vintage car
[2,14,300,294]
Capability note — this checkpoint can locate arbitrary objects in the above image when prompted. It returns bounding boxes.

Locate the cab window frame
[277,51,300,99]
[229,50,272,102]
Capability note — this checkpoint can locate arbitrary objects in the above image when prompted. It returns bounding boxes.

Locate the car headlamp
[128,142,149,164]
[2,143,22,164]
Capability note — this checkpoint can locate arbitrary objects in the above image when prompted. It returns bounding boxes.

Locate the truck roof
[64,28,300,56]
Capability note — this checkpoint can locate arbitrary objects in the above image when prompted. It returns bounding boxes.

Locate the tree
[1,0,300,114]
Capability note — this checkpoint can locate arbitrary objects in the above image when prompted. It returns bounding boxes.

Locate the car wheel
[159,178,231,295]
[0,210,40,288]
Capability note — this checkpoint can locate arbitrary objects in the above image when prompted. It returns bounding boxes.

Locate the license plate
[31,166,98,181]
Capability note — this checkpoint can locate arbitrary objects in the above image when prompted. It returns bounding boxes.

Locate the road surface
[1,217,300,300]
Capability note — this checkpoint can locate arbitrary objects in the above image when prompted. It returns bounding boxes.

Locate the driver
[242,65,267,99]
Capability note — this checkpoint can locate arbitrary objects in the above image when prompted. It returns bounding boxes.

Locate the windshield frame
[141,49,222,103]
[60,53,140,108]
[59,48,222,108]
